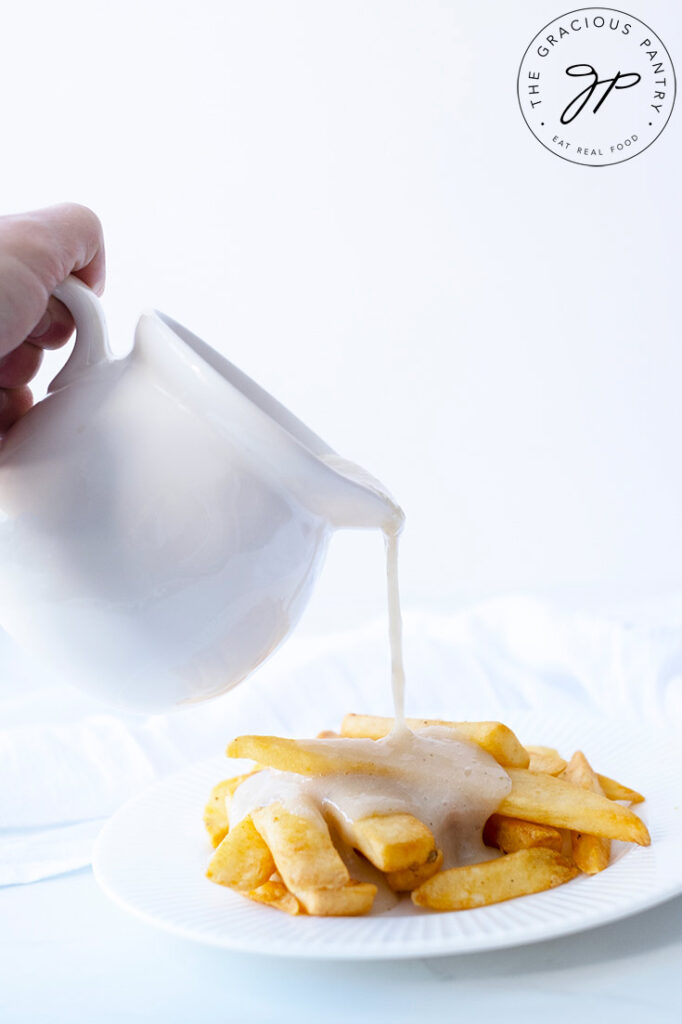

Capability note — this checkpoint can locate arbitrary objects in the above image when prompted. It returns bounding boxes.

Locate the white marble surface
[2,868,681,1023]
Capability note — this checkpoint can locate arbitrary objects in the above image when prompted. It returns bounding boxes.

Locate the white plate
[93,707,682,959]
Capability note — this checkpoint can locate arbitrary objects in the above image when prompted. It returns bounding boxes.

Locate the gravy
[229,727,510,870]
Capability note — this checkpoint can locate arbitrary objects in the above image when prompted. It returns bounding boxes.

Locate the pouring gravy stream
[230,460,511,888]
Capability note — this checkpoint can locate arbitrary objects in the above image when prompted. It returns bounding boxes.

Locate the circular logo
[517,7,676,166]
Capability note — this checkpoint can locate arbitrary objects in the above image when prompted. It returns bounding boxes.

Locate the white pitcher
[0,277,402,711]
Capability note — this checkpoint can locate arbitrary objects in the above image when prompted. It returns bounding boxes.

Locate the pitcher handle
[47,275,112,393]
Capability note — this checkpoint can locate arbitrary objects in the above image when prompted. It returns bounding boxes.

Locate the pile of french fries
[203,713,649,916]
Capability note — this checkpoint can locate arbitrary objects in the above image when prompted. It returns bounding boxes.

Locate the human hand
[0,203,105,434]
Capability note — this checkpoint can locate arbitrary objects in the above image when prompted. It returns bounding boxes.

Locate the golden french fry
[330,812,437,873]
[559,828,574,860]
[412,848,578,911]
[247,876,302,916]
[483,814,563,854]
[563,751,611,874]
[251,804,350,890]
[500,769,650,846]
[526,746,567,776]
[294,880,377,916]
[206,815,275,891]
[572,826,610,874]
[340,714,529,769]
[203,780,233,848]
[203,773,257,847]
[386,848,444,891]
[597,774,645,804]
[227,735,390,777]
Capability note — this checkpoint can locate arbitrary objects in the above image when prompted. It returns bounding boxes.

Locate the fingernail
[29,311,51,339]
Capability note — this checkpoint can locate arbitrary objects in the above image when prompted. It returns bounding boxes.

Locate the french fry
[330,812,437,873]
[483,814,563,854]
[500,769,650,846]
[559,828,574,860]
[203,772,257,847]
[563,751,611,874]
[294,880,377,916]
[203,780,233,848]
[386,848,444,891]
[412,848,578,911]
[251,804,350,891]
[526,746,567,776]
[247,876,302,916]
[227,735,390,777]
[340,714,530,768]
[597,774,645,804]
[206,815,275,891]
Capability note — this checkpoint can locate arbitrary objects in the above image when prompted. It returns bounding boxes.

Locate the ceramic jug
[0,277,401,711]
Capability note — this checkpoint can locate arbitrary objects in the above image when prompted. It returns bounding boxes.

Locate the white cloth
[2,594,681,886]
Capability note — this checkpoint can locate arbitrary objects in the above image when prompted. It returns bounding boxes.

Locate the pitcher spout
[310,454,405,533]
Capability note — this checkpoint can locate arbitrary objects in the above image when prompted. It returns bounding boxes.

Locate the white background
[2,8,682,1020]
[3,0,680,634]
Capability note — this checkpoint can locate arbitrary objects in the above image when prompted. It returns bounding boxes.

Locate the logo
[517,7,675,166]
